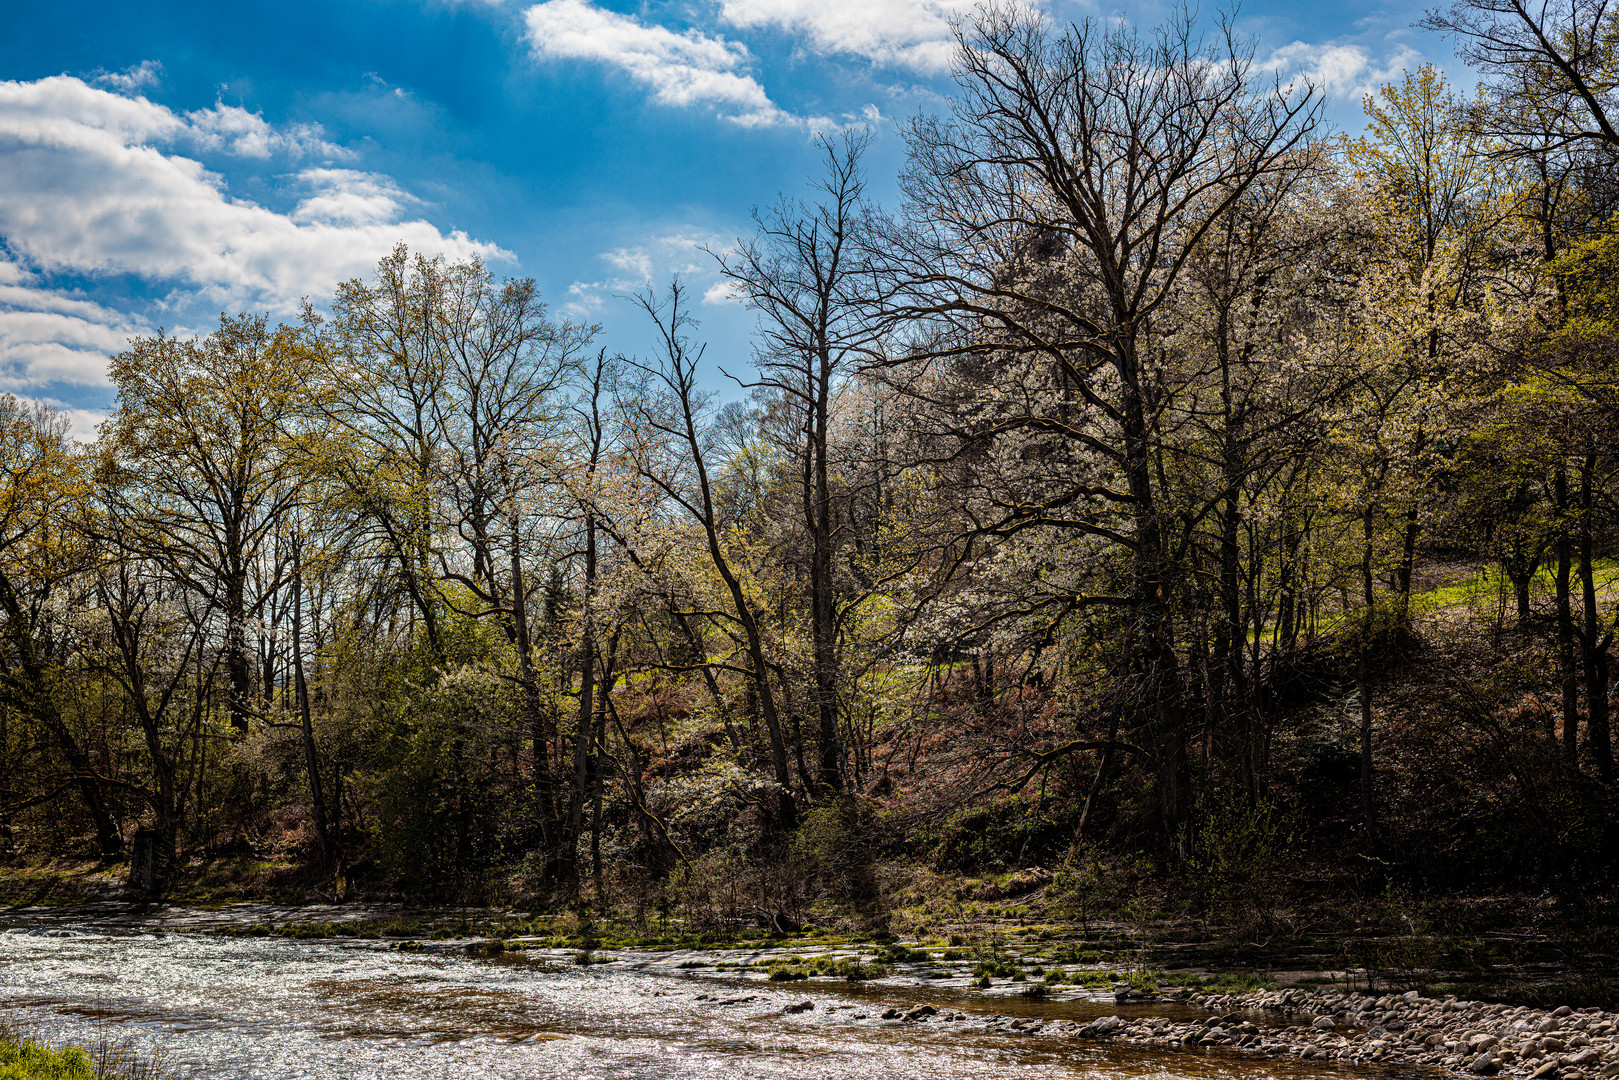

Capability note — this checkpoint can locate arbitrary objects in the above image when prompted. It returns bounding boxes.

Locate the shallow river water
[0,916,1403,1080]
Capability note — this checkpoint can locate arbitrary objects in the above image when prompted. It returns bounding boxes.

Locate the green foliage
[358,663,520,888]
[1549,224,1619,332]
[0,1023,180,1080]
[0,1040,92,1080]
[1186,796,1296,931]
[790,798,881,903]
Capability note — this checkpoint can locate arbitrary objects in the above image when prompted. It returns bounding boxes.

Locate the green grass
[0,1023,182,1080]
[757,955,887,981]
[0,1039,94,1080]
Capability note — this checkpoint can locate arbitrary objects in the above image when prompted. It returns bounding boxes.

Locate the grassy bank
[0,1022,181,1080]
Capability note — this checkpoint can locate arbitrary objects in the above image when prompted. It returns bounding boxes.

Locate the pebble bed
[870,987,1619,1079]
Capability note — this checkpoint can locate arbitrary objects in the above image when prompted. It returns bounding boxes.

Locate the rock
[904,1005,937,1022]
[1571,1050,1603,1067]
[1467,1052,1500,1075]
[784,1000,813,1014]
[1556,1008,1575,1018]
[1532,1063,1560,1079]
[1313,1016,1337,1030]
[880,1008,901,1020]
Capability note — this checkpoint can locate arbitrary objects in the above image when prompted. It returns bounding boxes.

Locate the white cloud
[0,76,505,308]
[0,257,142,391]
[523,0,788,125]
[702,278,746,305]
[564,227,733,316]
[718,0,976,72]
[292,168,417,226]
[185,102,350,160]
[93,60,163,95]
[1266,40,1425,101]
[0,75,509,396]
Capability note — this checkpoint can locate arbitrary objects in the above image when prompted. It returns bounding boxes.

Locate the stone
[1532,1063,1560,1079]
[1571,1050,1603,1067]
[1467,1052,1499,1075]
[1313,1016,1337,1030]
[784,1001,814,1014]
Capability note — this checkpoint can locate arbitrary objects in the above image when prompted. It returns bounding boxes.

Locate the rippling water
[0,920,1390,1080]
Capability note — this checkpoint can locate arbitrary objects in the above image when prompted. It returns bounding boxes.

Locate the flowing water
[0,912,1404,1080]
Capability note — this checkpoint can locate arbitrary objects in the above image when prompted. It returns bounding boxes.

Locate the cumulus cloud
[524,0,787,125]
[1266,40,1425,101]
[185,102,351,160]
[718,0,977,72]
[0,76,504,306]
[292,168,418,227]
[702,278,747,306]
[0,75,508,396]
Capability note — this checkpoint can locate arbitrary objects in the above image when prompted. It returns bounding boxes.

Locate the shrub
[1186,795,1295,932]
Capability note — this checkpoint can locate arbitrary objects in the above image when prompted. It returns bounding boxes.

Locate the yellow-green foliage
[0,1038,93,1080]
[1550,224,1619,332]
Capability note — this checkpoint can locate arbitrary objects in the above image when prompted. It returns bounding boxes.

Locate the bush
[792,799,880,903]
[359,665,520,889]
[1186,795,1295,931]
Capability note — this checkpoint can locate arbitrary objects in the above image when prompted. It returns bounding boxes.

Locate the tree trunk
[1359,504,1377,847]
[807,346,843,794]
[1555,465,1580,769]
[292,536,333,863]
[569,513,597,888]
[509,514,553,846]
[1578,454,1613,780]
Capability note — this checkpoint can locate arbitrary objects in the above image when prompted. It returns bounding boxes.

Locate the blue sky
[0,0,1456,436]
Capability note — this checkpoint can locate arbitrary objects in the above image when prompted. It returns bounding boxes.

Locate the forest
[5,0,1619,946]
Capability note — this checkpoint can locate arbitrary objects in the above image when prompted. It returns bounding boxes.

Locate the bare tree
[626,282,796,819]
[1423,0,1619,152]
[713,131,890,794]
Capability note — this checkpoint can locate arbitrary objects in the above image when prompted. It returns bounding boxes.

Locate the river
[0,909,1406,1080]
